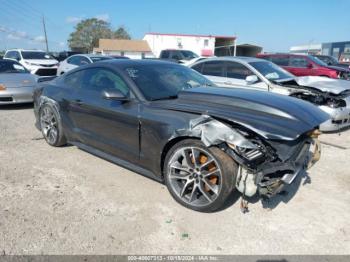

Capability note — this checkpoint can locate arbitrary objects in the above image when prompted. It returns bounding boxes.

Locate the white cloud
[7,31,28,40]
[59,41,65,47]
[94,13,110,22]
[66,16,83,24]
[33,35,46,43]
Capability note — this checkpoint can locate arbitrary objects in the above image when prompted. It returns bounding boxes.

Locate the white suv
[4,49,59,77]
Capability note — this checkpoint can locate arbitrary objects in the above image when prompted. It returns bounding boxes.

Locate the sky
[0,0,349,52]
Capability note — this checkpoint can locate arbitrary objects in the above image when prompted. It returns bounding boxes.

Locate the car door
[200,61,227,86]
[288,56,311,76]
[224,61,268,91]
[65,67,140,163]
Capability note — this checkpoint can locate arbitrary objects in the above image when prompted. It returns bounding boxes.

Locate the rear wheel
[39,104,66,147]
[164,139,238,212]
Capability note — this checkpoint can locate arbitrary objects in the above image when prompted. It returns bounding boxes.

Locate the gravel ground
[0,104,349,255]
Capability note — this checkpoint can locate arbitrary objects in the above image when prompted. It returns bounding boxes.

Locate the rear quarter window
[191,63,203,73]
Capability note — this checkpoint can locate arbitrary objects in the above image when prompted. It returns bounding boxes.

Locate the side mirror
[16,57,21,61]
[245,75,259,84]
[102,89,129,101]
[307,63,313,69]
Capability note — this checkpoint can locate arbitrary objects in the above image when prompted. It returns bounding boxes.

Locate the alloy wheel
[167,146,222,207]
[40,106,58,144]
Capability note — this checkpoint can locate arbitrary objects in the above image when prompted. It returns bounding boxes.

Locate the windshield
[21,51,55,60]
[249,61,294,81]
[308,56,328,66]
[90,56,113,62]
[180,50,199,60]
[0,60,29,73]
[125,64,214,100]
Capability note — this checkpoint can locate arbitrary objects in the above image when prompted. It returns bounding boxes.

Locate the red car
[257,53,350,80]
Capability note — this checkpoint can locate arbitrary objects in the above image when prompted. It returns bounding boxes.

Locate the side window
[64,70,84,89]
[289,57,308,68]
[14,51,21,60]
[67,56,80,65]
[202,61,224,77]
[160,51,170,59]
[271,56,289,66]
[191,63,203,73]
[225,62,254,80]
[82,68,130,95]
[79,57,90,65]
[171,51,181,61]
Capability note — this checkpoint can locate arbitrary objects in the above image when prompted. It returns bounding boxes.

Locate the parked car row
[257,53,350,80]
[189,56,350,132]
[314,54,350,69]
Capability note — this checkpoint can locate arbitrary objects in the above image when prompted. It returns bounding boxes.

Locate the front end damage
[174,115,322,200]
[277,78,350,132]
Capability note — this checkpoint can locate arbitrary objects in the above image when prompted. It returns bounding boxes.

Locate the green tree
[113,26,131,39]
[68,18,113,52]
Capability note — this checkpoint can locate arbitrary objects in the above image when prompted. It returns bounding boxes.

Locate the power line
[0,1,42,30]
[0,0,67,50]
[0,24,62,46]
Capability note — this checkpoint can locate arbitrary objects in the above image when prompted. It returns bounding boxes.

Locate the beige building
[93,39,154,59]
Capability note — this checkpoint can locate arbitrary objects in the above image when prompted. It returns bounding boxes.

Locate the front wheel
[164,139,238,212]
[39,104,66,147]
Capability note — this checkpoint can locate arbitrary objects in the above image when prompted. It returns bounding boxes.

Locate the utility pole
[42,16,49,52]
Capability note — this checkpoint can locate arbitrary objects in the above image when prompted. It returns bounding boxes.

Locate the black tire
[39,103,66,147]
[164,139,238,212]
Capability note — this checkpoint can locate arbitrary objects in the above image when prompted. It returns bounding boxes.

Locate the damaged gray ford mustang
[33,60,329,212]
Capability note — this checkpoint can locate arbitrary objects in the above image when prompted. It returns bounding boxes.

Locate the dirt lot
[0,104,349,255]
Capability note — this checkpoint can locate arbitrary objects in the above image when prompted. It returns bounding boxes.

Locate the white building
[143,32,237,58]
[290,44,322,55]
[93,39,154,59]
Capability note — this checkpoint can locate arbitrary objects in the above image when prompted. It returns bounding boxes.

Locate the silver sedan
[0,59,37,105]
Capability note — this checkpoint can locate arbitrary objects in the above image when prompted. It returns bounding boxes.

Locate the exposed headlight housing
[326,98,346,108]
[227,143,264,161]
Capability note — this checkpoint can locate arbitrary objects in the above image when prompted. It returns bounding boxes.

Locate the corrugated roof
[145,32,236,40]
[97,39,152,52]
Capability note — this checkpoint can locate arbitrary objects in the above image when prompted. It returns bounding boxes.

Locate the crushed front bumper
[257,138,321,198]
[0,86,34,105]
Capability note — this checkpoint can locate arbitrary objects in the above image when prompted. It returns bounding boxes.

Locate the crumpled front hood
[0,73,37,88]
[159,87,330,140]
[296,76,350,95]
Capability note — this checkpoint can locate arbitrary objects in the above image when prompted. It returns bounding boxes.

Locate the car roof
[193,56,264,64]
[89,59,181,68]
[6,49,45,52]
[70,54,111,58]
[260,53,311,58]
